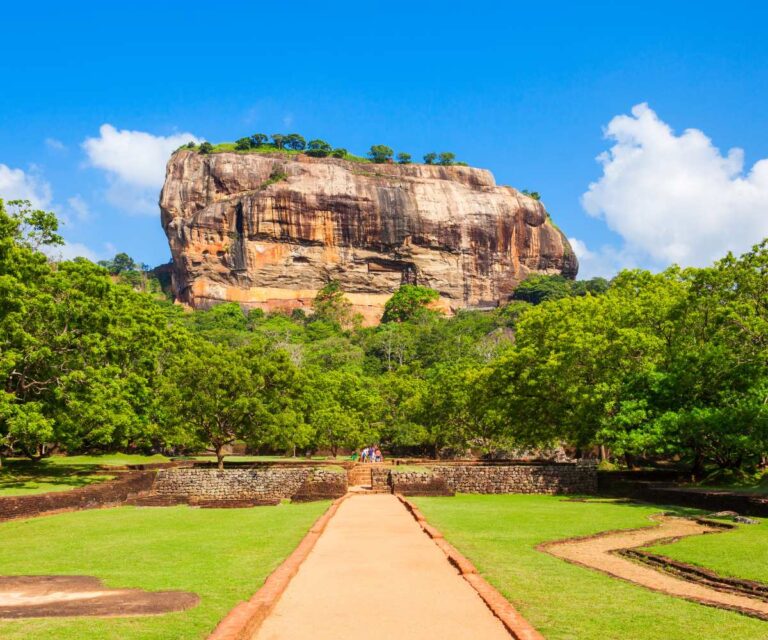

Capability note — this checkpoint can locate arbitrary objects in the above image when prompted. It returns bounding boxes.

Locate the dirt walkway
[543,516,768,619]
[253,494,511,640]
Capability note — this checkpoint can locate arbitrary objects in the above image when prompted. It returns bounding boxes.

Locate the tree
[305,369,381,457]
[199,142,214,154]
[312,280,356,328]
[382,285,440,323]
[250,133,269,147]
[2,200,63,250]
[438,152,456,166]
[284,133,307,151]
[423,152,437,165]
[396,152,412,164]
[159,340,283,468]
[98,252,137,275]
[368,145,394,164]
[331,148,347,158]
[512,274,574,304]
[271,134,285,149]
[521,189,541,200]
[235,137,252,151]
[306,139,332,157]
[185,141,196,149]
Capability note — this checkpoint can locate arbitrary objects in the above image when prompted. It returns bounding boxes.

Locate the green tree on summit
[250,133,268,147]
[284,133,307,151]
[438,152,456,166]
[368,145,394,164]
[306,139,332,157]
[423,152,437,165]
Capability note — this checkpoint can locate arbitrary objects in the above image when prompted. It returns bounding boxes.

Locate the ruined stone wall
[0,471,156,522]
[429,462,597,495]
[153,468,346,501]
[371,467,391,491]
[390,472,453,496]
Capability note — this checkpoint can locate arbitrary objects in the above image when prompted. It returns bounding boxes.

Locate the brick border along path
[252,494,518,640]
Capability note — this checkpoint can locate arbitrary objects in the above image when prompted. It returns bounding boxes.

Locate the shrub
[306,139,332,157]
[235,137,252,151]
[369,145,394,164]
[423,152,437,165]
[331,148,347,158]
[250,133,268,147]
[396,152,412,164]
[199,142,214,154]
[438,152,456,166]
[285,134,307,151]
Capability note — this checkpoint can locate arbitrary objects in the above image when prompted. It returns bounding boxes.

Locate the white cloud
[582,103,768,271]
[0,164,52,208]
[67,194,91,221]
[82,124,199,215]
[45,137,66,152]
[43,241,100,262]
[569,237,639,280]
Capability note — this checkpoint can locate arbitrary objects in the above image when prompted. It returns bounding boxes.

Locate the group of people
[354,446,383,463]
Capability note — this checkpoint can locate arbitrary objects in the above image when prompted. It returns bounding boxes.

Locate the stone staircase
[348,465,373,488]
[347,464,391,494]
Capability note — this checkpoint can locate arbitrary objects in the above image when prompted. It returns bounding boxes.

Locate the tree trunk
[599,445,607,462]
[215,445,225,470]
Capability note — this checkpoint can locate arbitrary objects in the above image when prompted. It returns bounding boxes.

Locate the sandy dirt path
[253,494,511,640]
[543,516,768,619]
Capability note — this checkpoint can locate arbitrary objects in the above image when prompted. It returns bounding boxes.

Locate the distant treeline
[2,196,767,479]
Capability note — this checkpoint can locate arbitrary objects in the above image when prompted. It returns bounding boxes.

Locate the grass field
[0,454,171,496]
[645,517,768,583]
[0,502,328,640]
[412,495,768,640]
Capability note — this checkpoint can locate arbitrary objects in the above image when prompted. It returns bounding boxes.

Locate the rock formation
[160,150,577,324]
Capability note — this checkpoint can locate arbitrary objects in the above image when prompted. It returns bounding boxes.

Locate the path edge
[207,494,349,640]
[396,493,545,640]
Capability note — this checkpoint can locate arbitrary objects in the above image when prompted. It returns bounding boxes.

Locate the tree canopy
[1,196,766,476]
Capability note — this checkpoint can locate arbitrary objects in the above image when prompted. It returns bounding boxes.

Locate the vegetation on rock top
[179,133,465,166]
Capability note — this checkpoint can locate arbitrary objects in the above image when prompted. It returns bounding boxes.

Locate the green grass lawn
[0,502,328,640]
[412,495,768,640]
[0,454,170,496]
[645,518,768,584]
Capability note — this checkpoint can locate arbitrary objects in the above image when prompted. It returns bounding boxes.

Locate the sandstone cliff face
[160,150,577,324]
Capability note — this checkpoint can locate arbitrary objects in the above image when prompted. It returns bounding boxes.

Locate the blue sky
[2,1,767,277]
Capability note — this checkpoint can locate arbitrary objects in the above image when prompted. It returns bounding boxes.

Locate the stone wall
[371,467,391,491]
[390,472,453,496]
[153,468,347,502]
[429,462,597,495]
[0,471,156,522]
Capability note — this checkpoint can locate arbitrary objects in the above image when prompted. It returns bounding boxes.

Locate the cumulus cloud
[82,124,199,214]
[0,164,52,208]
[569,237,640,280]
[581,103,768,273]
[67,194,91,221]
[43,241,100,262]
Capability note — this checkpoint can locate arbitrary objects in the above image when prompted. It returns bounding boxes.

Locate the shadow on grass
[0,460,113,495]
